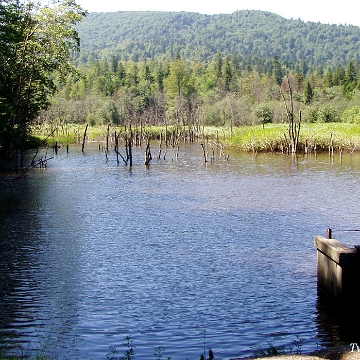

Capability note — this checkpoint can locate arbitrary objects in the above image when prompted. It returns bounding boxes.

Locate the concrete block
[314,236,360,305]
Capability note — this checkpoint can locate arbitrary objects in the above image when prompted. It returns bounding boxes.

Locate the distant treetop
[76,10,360,66]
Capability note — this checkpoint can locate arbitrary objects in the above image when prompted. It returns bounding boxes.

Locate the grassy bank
[228,123,360,152]
[31,123,360,153]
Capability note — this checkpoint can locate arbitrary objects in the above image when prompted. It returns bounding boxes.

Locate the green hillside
[77,10,360,66]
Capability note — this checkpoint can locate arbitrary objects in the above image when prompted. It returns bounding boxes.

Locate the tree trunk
[82,124,88,152]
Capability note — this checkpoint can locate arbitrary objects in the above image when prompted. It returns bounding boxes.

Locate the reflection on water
[316,291,360,347]
[1,142,360,359]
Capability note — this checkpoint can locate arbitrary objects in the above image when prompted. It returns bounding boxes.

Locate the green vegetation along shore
[33,122,360,154]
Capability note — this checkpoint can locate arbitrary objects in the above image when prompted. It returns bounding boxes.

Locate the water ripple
[1,144,360,359]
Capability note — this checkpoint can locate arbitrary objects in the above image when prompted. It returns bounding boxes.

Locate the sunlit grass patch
[229,123,360,152]
[31,122,360,152]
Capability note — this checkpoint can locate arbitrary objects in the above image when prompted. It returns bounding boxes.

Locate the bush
[306,108,319,123]
[318,105,340,123]
[255,105,273,125]
[87,113,98,126]
[341,106,360,124]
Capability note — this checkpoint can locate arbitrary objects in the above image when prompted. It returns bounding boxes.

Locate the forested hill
[77,10,360,67]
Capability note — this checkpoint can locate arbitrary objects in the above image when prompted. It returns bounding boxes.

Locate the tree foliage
[27,9,360,146]
[303,80,313,105]
[76,11,360,67]
[41,53,360,135]
[0,0,86,166]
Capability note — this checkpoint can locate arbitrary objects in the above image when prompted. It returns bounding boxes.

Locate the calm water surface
[1,142,360,359]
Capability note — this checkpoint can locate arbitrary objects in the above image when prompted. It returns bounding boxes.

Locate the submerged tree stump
[82,124,88,152]
[145,141,152,165]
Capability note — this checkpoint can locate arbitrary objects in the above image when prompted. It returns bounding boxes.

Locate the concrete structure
[314,235,360,306]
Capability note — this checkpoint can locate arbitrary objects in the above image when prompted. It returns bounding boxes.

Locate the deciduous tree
[0,0,86,167]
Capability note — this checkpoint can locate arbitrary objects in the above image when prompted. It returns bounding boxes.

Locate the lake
[1,141,360,359]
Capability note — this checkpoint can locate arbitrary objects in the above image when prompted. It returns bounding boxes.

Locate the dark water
[1,142,360,359]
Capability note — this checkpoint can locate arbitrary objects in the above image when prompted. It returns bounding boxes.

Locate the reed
[228,123,360,152]
[32,123,106,146]
[31,122,360,153]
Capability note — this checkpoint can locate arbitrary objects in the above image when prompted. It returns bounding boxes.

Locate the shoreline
[231,346,360,360]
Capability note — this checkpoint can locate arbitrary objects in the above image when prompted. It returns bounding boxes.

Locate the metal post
[327,228,332,239]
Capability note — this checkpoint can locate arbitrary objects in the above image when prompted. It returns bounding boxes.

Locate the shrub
[319,105,340,123]
[341,106,360,124]
[255,105,274,125]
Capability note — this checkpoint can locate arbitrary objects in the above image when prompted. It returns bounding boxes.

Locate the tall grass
[228,123,360,152]
[31,123,107,146]
[31,122,360,153]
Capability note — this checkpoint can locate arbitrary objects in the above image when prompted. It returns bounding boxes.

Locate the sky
[75,0,360,27]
